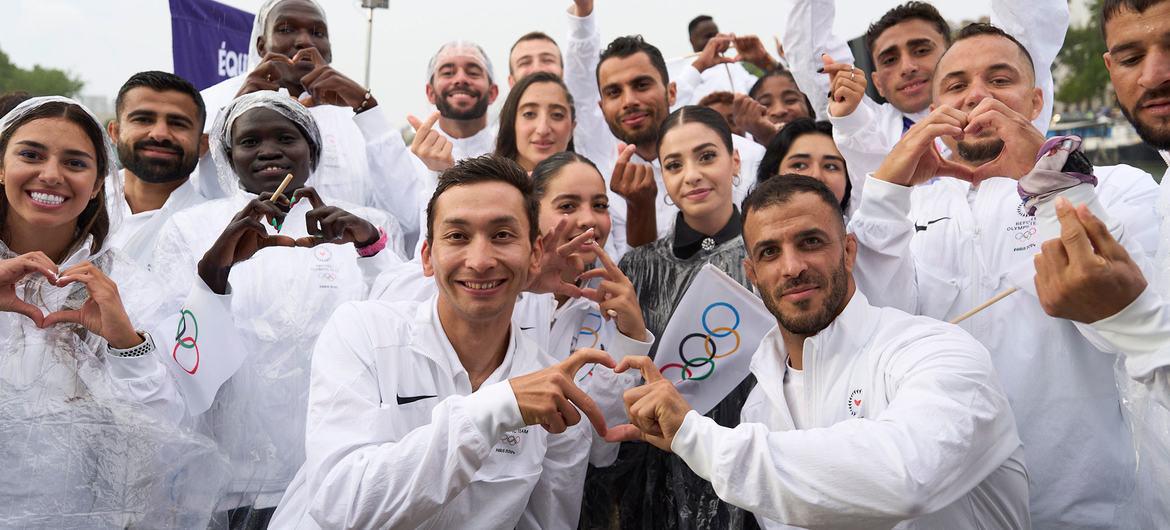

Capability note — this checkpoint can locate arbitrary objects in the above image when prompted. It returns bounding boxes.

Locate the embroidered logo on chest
[495,427,529,456]
[847,389,864,417]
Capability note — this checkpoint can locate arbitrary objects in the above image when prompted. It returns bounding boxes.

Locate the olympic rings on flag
[661,301,741,382]
[172,309,200,375]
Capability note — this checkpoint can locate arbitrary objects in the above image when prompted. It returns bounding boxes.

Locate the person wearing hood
[153,91,404,528]
[197,0,424,254]
[0,96,224,529]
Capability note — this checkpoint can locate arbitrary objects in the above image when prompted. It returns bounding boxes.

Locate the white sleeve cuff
[828,98,878,134]
[465,380,525,442]
[353,105,398,144]
[671,410,718,480]
[856,174,914,221]
[106,348,163,380]
[567,10,597,39]
[607,328,655,361]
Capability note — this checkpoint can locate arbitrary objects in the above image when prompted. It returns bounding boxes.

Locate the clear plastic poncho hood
[0,97,229,528]
[209,91,323,195]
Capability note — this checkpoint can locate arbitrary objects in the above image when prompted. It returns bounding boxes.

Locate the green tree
[0,48,84,97]
[1055,1,1111,105]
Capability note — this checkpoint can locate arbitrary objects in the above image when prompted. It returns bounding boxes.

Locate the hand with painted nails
[198,192,296,295]
[578,242,647,341]
[603,355,694,451]
[289,187,381,249]
[1034,198,1147,323]
[510,347,617,434]
[40,261,142,349]
[526,217,593,298]
[408,112,455,172]
[0,251,59,328]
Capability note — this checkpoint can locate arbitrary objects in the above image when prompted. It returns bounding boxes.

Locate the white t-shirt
[782,361,808,430]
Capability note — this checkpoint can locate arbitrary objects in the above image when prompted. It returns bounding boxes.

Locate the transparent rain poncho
[0,97,228,529]
[153,92,402,524]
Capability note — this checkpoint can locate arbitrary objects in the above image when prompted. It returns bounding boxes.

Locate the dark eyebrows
[750,237,779,256]
[907,38,936,49]
[14,140,94,160]
[796,227,830,240]
[443,215,521,227]
[1108,40,1143,56]
[986,63,1021,76]
[551,192,582,202]
[691,142,717,153]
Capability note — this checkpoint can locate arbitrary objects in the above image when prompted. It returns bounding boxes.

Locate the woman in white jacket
[0,97,224,529]
[152,91,403,528]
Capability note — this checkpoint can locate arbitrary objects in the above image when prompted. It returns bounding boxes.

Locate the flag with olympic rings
[654,264,773,415]
[162,286,249,416]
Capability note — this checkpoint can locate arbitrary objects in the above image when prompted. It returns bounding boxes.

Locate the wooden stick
[270,173,294,202]
[949,287,1019,324]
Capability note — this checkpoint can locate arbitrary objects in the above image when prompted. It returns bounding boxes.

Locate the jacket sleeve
[1089,287,1170,407]
[991,0,1068,134]
[563,10,616,168]
[301,304,527,529]
[518,422,591,530]
[783,0,855,121]
[672,325,1023,528]
[846,175,921,313]
[355,105,430,245]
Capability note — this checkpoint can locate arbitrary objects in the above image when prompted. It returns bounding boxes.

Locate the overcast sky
[3,0,1008,123]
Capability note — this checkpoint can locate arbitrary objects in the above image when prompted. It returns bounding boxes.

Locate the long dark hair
[494,72,576,165]
[757,119,851,212]
[0,101,111,256]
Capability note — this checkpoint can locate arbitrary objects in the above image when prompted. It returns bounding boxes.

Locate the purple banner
[169,0,255,91]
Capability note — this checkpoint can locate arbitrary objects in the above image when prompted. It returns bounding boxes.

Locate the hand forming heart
[0,251,59,327]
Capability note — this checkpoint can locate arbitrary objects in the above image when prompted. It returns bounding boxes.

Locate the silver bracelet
[107,330,155,358]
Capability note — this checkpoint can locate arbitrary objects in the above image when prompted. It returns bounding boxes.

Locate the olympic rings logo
[501,434,519,446]
[660,302,741,382]
[575,311,603,382]
[172,309,200,375]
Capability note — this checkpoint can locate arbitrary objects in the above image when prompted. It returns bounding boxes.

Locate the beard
[760,258,849,336]
[1119,89,1170,151]
[956,138,1005,165]
[435,86,490,121]
[117,139,198,184]
[605,107,661,147]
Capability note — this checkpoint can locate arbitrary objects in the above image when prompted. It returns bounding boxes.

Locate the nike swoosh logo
[520,326,535,331]
[914,216,951,232]
[396,394,437,405]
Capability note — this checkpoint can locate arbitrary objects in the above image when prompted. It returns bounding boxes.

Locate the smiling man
[783,0,1067,204]
[608,174,1028,529]
[106,71,209,270]
[270,155,613,529]
[425,41,501,161]
[850,22,1160,528]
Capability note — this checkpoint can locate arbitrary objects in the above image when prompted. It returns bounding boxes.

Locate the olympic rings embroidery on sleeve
[659,301,741,382]
[575,311,604,382]
[172,309,201,375]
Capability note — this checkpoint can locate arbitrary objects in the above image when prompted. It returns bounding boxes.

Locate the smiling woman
[0,96,226,527]
[494,71,577,172]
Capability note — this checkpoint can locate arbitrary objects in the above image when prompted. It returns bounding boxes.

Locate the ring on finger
[850,69,856,81]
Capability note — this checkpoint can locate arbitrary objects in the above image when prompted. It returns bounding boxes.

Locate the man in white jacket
[608,174,1029,529]
[1031,0,1170,406]
[850,23,1159,528]
[106,71,210,270]
[198,0,424,251]
[271,155,617,529]
[784,0,1066,201]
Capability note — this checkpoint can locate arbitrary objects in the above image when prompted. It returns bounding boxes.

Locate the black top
[671,207,742,260]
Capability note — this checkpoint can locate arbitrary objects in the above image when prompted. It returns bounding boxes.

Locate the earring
[733,174,742,187]
[664,194,675,206]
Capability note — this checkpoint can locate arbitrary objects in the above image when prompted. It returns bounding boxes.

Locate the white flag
[654,264,773,415]
[162,283,249,416]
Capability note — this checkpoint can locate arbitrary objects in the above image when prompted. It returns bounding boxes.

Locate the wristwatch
[107,330,155,358]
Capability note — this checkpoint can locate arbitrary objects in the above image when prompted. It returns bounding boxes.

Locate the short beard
[956,138,1005,165]
[1119,92,1170,151]
[435,89,490,121]
[760,258,849,336]
[117,140,197,184]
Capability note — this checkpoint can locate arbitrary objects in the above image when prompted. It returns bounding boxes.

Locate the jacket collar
[412,294,523,385]
[750,289,880,402]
